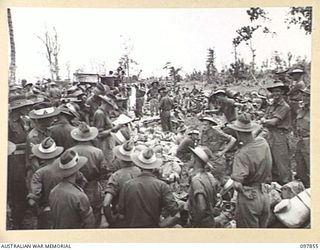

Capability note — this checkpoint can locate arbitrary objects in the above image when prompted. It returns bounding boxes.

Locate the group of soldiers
[7,66,310,229]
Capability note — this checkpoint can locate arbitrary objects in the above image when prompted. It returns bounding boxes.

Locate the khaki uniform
[264,98,292,185]
[295,107,310,187]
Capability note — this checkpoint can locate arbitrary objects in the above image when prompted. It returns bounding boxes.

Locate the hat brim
[9,100,34,110]
[131,151,163,169]
[29,108,61,119]
[71,127,99,141]
[266,85,289,94]
[32,145,64,160]
[199,117,218,125]
[113,145,132,162]
[189,147,207,164]
[55,156,87,178]
[226,122,259,132]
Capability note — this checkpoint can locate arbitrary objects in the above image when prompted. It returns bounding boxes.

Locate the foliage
[286,7,312,35]
[163,62,182,83]
[206,48,217,84]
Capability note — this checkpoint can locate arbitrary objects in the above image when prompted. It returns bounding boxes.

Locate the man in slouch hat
[261,81,292,185]
[118,148,179,227]
[228,113,272,228]
[188,146,220,227]
[49,150,95,229]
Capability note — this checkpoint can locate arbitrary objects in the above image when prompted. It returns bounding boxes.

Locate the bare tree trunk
[7,8,16,85]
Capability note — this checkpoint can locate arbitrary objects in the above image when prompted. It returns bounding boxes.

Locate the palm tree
[7,8,16,85]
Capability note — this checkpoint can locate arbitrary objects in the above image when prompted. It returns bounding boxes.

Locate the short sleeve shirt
[264,98,291,130]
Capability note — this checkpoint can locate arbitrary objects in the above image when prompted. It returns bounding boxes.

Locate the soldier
[48,105,78,150]
[228,113,272,228]
[261,81,292,185]
[70,123,106,226]
[7,96,35,229]
[159,87,174,132]
[199,117,236,180]
[134,83,146,118]
[147,81,160,117]
[102,141,141,227]
[188,146,220,227]
[26,104,60,191]
[118,148,179,227]
[49,150,95,229]
[27,137,64,229]
[295,87,310,188]
[287,68,306,132]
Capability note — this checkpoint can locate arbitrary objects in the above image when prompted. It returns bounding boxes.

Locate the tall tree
[233,7,275,76]
[286,7,312,35]
[206,48,217,84]
[7,8,16,85]
[37,27,61,80]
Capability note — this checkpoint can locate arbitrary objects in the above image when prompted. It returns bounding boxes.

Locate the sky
[9,7,312,82]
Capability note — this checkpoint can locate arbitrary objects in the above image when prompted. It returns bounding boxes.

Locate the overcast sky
[10,7,311,82]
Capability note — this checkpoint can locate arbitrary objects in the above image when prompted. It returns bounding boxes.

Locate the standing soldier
[188,146,220,227]
[159,87,174,132]
[70,123,106,225]
[93,95,120,165]
[7,96,35,229]
[49,150,95,229]
[147,81,160,117]
[85,83,105,125]
[27,137,64,229]
[26,105,60,190]
[102,141,141,227]
[134,83,146,118]
[287,68,306,132]
[227,113,272,228]
[48,105,78,150]
[118,148,179,228]
[261,81,292,185]
[295,87,310,188]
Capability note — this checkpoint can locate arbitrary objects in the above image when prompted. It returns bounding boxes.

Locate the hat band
[38,141,57,154]
[119,145,134,156]
[59,153,80,170]
[234,120,253,129]
[115,131,126,143]
[138,152,157,164]
[33,107,55,116]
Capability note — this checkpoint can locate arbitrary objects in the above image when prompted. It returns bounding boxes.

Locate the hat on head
[210,89,226,98]
[98,95,118,109]
[188,130,200,136]
[59,104,79,119]
[189,146,212,165]
[227,113,259,132]
[8,141,16,155]
[29,104,60,120]
[289,68,305,74]
[71,122,98,142]
[199,117,218,126]
[94,83,106,94]
[151,81,159,86]
[113,141,135,162]
[113,114,133,126]
[32,137,64,160]
[9,95,34,111]
[56,150,87,178]
[158,87,167,93]
[131,148,163,169]
[266,81,290,94]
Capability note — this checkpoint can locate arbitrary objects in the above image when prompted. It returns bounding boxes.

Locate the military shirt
[264,98,291,130]
[231,137,272,185]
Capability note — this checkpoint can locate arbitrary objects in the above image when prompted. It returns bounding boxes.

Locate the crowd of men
[7,67,310,229]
